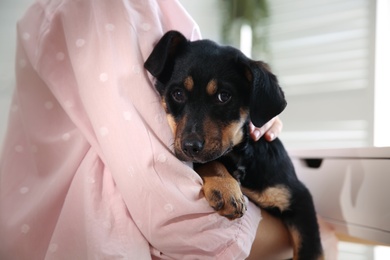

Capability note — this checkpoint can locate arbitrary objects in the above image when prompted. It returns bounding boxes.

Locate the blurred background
[0,0,389,259]
[180,0,390,150]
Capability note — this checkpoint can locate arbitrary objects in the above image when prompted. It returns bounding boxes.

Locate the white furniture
[289,147,390,245]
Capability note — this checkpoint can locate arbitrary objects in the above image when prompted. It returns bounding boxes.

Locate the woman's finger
[249,117,283,142]
[264,117,283,141]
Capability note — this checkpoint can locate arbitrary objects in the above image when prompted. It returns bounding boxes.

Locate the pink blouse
[0,0,261,259]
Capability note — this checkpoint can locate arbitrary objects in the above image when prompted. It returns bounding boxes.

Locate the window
[181,0,389,149]
[266,0,378,149]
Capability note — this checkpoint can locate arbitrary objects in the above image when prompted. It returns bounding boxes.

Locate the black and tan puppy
[145,30,323,260]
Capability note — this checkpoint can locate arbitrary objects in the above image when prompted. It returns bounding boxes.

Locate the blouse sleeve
[0,0,261,259]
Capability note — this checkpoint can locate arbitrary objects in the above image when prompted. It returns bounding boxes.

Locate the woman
[0,0,300,259]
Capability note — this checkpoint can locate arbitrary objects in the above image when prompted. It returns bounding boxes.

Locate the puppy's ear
[144,30,188,85]
[245,61,287,128]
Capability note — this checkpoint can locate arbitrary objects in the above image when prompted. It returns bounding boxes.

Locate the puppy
[145,30,323,260]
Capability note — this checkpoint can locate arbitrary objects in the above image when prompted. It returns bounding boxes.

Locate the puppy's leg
[282,185,324,260]
[242,185,323,260]
[196,161,247,220]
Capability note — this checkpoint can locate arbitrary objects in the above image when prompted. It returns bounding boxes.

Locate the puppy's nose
[182,137,204,157]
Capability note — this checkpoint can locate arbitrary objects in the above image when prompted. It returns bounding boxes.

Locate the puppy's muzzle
[181,134,205,158]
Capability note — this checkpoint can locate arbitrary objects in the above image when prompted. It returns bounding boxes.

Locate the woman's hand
[249,117,283,142]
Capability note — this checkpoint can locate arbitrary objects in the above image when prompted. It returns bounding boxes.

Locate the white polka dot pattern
[99,127,109,137]
[48,243,58,253]
[21,224,30,234]
[20,187,29,194]
[14,145,24,153]
[22,32,30,40]
[105,23,115,31]
[99,73,108,82]
[75,39,85,47]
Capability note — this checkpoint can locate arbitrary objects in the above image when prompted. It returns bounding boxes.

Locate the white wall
[179,0,222,42]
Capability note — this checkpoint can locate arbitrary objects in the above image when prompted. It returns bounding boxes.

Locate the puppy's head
[145,30,286,163]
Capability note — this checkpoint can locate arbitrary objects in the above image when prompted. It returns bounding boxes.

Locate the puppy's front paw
[196,161,247,220]
[202,176,247,220]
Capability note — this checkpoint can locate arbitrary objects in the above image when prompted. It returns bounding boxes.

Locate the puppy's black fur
[145,30,323,260]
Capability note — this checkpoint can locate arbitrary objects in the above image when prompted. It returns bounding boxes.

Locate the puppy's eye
[171,88,186,103]
[216,91,231,104]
